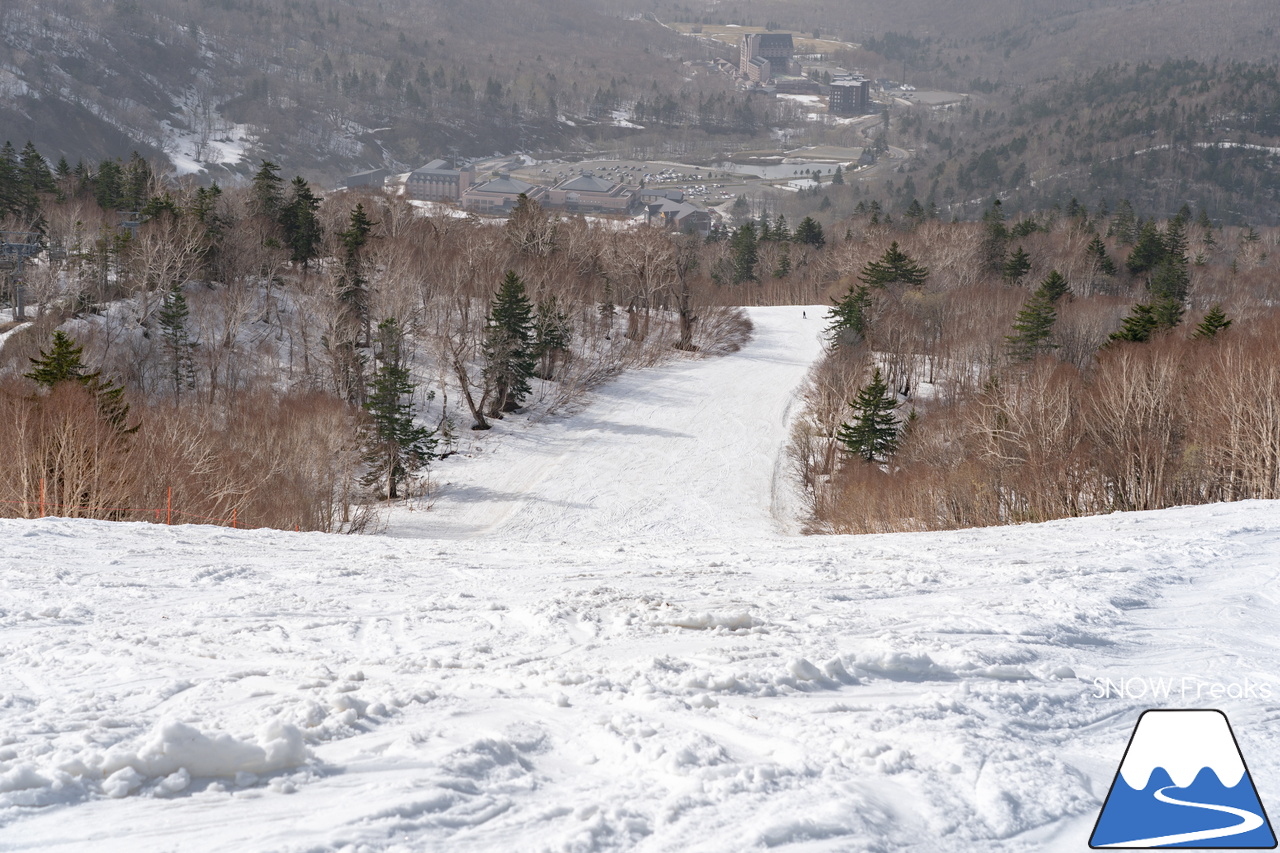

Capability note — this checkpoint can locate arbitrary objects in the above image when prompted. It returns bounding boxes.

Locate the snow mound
[656,610,763,631]
[99,719,310,783]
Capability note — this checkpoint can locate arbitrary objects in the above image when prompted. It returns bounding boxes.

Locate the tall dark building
[829,78,871,115]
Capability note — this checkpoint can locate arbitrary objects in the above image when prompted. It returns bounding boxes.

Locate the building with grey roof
[343,168,388,189]
[545,174,639,215]
[407,159,475,202]
[645,199,713,236]
[461,174,546,213]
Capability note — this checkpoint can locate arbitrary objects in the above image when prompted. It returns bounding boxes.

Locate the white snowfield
[2,307,1280,852]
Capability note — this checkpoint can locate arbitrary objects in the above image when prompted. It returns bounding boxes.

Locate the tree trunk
[452,354,490,430]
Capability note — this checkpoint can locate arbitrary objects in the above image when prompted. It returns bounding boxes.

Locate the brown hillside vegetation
[789,204,1280,534]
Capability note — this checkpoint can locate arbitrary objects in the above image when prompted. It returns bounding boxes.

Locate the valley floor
[2,308,1279,851]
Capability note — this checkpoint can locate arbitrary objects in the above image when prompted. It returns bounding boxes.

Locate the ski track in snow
[2,307,1280,851]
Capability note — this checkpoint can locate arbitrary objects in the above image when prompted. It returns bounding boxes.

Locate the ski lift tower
[0,231,42,321]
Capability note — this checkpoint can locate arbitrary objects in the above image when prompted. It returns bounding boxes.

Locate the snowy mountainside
[2,307,1280,851]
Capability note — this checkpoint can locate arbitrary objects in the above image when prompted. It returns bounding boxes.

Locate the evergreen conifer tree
[1192,305,1232,340]
[836,368,899,462]
[532,295,572,380]
[25,331,135,432]
[0,141,24,218]
[94,159,123,210]
[121,152,152,212]
[1109,303,1161,344]
[859,241,928,287]
[794,216,825,246]
[483,271,536,416]
[730,221,758,283]
[251,160,285,220]
[825,283,873,347]
[757,213,772,242]
[280,177,323,266]
[772,214,790,242]
[831,165,844,184]
[773,242,792,279]
[1006,291,1058,362]
[1108,200,1138,244]
[1037,270,1071,303]
[339,203,375,341]
[1086,234,1117,276]
[362,318,436,500]
[18,141,53,213]
[1002,246,1031,283]
[1127,220,1166,275]
[157,284,196,399]
[980,199,1008,274]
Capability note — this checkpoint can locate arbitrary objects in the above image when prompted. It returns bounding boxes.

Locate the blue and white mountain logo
[1090,709,1276,848]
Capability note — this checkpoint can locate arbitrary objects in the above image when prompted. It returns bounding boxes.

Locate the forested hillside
[788,198,1280,533]
[0,0,757,181]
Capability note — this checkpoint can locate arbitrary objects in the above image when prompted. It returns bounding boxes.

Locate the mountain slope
[3,306,1280,850]
[394,306,824,541]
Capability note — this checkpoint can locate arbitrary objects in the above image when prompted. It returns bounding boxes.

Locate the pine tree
[18,141,53,215]
[730,221,758,283]
[483,271,536,416]
[831,165,844,185]
[362,318,436,500]
[905,198,925,225]
[1037,269,1071,303]
[859,241,928,287]
[794,216,825,247]
[25,331,135,432]
[1150,295,1185,330]
[532,295,572,380]
[980,199,1008,274]
[773,241,792,278]
[94,159,123,211]
[1192,305,1232,340]
[1108,200,1138,244]
[251,160,285,220]
[1149,258,1190,304]
[121,152,151,212]
[25,331,89,387]
[1109,303,1161,344]
[157,284,196,399]
[280,176,323,266]
[1127,220,1166,275]
[757,213,772,242]
[339,203,375,342]
[0,141,21,219]
[772,214,790,242]
[1002,246,1031,284]
[1086,234,1117,276]
[825,283,873,347]
[836,368,899,462]
[1006,290,1058,362]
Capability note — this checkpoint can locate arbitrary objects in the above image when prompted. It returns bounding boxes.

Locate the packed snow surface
[2,307,1280,852]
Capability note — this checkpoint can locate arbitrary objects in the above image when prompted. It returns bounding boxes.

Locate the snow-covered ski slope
[3,308,1280,852]
[395,306,824,541]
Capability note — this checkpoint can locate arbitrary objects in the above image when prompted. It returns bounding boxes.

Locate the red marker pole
[166,487,172,525]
